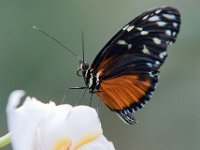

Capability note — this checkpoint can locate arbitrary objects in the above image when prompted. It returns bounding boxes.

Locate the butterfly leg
[61,86,86,104]
[96,99,101,116]
[89,93,93,106]
[75,88,87,106]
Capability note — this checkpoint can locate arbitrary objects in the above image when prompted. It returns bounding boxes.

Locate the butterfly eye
[79,61,89,71]
[82,63,89,70]
[77,62,89,77]
[80,61,89,71]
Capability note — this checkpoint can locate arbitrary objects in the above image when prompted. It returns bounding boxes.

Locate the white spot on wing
[173,22,178,27]
[159,51,167,59]
[142,45,151,55]
[146,62,152,67]
[141,31,149,35]
[128,44,132,50]
[149,72,154,77]
[117,40,127,45]
[127,25,134,32]
[140,103,145,107]
[148,15,160,21]
[131,109,135,113]
[141,100,147,105]
[172,31,176,36]
[156,61,160,65]
[163,14,176,19]
[136,27,143,31]
[122,24,129,30]
[155,9,162,14]
[165,30,172,36]
[166,41,170,44]
[142,14,149,20]
[153,38,161,44]
[156,21,167,27]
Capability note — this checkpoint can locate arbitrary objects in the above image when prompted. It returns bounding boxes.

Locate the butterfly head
[77,60,89,77]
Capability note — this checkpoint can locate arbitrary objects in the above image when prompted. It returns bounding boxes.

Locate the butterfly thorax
[84,68,100,93]
[78,61,100,93]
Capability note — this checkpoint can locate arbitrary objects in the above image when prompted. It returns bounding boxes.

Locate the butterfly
[34,6,181,125]
[75,6,181,125]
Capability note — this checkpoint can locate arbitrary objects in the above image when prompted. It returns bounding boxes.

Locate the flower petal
[36,104,73,150]
[78,135,115,150]
[66,106,102,148]
[6,90,48,150]
[6,91,115,150]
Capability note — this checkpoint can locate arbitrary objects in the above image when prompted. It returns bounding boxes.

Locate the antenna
[81,29,85,62]
[32,26,81,61]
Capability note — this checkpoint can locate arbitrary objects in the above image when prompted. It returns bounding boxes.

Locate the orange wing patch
[97,75,152,111]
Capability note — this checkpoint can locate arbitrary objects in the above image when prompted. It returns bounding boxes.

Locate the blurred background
[0,0,199,150]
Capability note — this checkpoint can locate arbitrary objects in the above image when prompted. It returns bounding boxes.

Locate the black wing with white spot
[91,7,181,71]
[91,7,181,125]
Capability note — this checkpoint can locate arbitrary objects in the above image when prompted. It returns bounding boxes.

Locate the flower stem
[0,133,11,148]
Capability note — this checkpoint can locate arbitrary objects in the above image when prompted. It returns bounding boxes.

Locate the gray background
[0,0,199,150]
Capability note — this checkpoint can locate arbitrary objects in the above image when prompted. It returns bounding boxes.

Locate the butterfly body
[77,7,181,125]
[83,67,100,93]
[76,60,98,93]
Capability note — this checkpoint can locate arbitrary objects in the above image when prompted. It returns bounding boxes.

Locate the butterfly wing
[91,7,181,124]
[96,54,159,124]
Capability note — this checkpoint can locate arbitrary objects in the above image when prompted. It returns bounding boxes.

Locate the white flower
[6,90,115,150]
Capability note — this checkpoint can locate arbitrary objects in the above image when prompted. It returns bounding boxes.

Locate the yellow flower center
[54,138,71,150]
[74,130,102,149]
[54,129,102,150]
